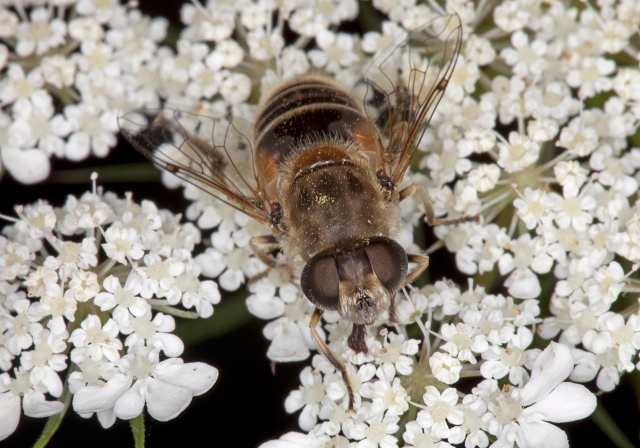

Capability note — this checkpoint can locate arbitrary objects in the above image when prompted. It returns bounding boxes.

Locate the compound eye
[301,253,340,310]
[364,238,408,292]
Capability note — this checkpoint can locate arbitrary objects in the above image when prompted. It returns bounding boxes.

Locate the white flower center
[28,21,53,42]
[612,324,633,346]
[526,198,546,218]
[148,262,169,280]
[5,253,23,267]
[462,408,482,433]
[114,237,132,254]
[30,114,52,140]
[575,311,597,334]
[451,331,472,351]
[413,432,437,448]
[543,91,561,107]
[79,358,101,383]
[302,382,324,405]
[500,346,525,367]
[9,372,31,395]
[324,44,345,63]
[495,396,522,425]
[86,326,108,344]
[440,149,458,169]
[130,353,153,379]
[364,421,387,444]
[517,46,536,64]
[176,272,200,293]
[59,242,82,263]
[78,113,102,137]
[581,66,599,84]
[114,288,135,308]
[380,340,402,364]
[225,248,249,270]
[133,316,156,339]
[32,342,53,367]
[513,244,533,269]
[596,347,619,368]
[49,294,67,317]
[562,197,582,217]
[430,400,452,423]
[12,312,31,335]
[12,79,34,99]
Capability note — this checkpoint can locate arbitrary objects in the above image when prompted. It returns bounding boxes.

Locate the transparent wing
[355,13,462,187]
[118,108,273,226]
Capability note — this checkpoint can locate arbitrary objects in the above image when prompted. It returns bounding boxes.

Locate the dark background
[1,1,638,447]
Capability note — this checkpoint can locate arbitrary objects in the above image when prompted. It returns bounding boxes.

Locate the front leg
[309,308,356,413]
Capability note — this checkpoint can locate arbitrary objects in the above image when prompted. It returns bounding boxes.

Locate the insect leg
[249,234,280,267]
[403,253,430,286]
[309,308,356,413]
[399,183,480,226]
[389,293,398,323]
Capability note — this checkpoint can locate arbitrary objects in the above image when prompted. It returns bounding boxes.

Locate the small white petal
[113,381,145,420]
[518,419,569,448]
[519,342,573,406]
[73,375,132,414]
[258,432,314,448]
[2,147,50,184]
[143,377,192,421]
[524,383,596,423]
[22,391,64,418]
[507,269,541,299]
[153,360,218,396]
[0,394,21,441]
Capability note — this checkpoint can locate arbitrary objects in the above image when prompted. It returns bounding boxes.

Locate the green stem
[130,414,146,448]
[590,402,636,448]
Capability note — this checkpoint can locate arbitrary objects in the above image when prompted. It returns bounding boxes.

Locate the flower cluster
[3,0,640,447]
[0,1,169,183]
[0,177,219,441]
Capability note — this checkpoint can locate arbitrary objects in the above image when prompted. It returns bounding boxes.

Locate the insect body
[120,14,477,413]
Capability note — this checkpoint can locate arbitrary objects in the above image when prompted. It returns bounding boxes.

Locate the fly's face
[300,237,409,325]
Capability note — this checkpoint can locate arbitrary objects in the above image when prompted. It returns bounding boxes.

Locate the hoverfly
[119,14,478,413]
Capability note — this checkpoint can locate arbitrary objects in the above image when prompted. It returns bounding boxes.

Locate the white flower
[490,343,597,448]
[20,329,68,397]
[0,370,64,441]
[219,72,251,105]
[15,8,67,57]
[120,313,184,358]
[566,57,616,99]
[247,28,285,61]
[416,387,464,442]
[343,412,400,448]
[101,226,145,264]
[308,30,358,73]
[69,315,122,363]
[359,373,409,417]
[429,352,462,385]
[500,31,547,78]
[94,275,150,324]
[63,103,118,160]
[497,132,540,173]
[73,348,218,422]
[403,420,454,448]
[480,327,535,387]
[440,322,489,364]
[377,332,419,376]
[285,366,326,431]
